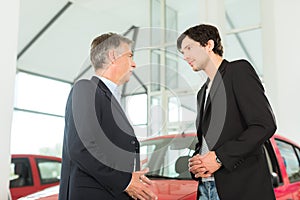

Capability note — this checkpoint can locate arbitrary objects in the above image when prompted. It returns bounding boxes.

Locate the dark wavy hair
[177,24,223,56]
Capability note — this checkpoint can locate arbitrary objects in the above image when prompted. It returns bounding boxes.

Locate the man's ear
[207,39,215,52]
[108,49,116,63]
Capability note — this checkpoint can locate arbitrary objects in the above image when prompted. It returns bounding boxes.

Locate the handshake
[125,168,158,200]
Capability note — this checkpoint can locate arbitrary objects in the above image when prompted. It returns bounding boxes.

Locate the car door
[264,139,294,200]
[293,148,300,199]
[275,139,300,200]
[10,157,35,200]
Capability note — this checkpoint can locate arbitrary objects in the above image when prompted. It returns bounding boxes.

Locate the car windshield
[140,134,197,179]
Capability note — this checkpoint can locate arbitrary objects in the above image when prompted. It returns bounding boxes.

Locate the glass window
[151,0,162,45]
[166,0,201,32]
[168,96,181,123]
[276,140,300,183]
[224,0,263,78]
[150,96,163,136]
[166,58,178,90]
[167,94,196,134]
[126,94,147,125]
[14,72,71,116]
[225,29,263,76]
[141,135,197,179]
[151,50,161,92]
[140,144,156,170]
[11,72,70,156]
[165,5,177,42]
[36,158,61,184]
[10,158,33,187]
[225,0,261,29]
[11,110,64,156]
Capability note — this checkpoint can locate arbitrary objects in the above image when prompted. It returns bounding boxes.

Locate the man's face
[113,43,136,85]
[181,36,210,71]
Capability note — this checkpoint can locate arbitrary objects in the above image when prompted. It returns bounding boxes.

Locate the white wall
[262,0,300,144]
[0,0,19,198]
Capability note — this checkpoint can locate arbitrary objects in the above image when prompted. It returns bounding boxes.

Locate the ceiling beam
[17,1,73,60]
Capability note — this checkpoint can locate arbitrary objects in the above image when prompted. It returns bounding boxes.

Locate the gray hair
[90,33,133,70]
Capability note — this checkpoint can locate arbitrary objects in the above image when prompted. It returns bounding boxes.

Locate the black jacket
[59,77,139,200]
[195,59,276,200]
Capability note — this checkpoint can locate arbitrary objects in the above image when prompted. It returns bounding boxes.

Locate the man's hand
[189,151,221,178]
[189,154,212,178]
[125,168,158,200]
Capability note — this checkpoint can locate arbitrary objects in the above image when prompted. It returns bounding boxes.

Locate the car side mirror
[271,172,279,187]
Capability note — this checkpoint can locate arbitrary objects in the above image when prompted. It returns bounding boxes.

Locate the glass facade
[12,0,264,155]
[11,72,70,156]
[224,0,262,76]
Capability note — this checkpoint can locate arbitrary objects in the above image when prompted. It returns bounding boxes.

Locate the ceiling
[17,0,150,84]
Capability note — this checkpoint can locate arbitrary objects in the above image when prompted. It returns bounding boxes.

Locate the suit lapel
[203,60,228,118]
[91,76,133,131]
[196,85,206,131]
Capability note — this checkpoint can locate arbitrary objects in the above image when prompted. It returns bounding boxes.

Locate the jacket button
[131,140,136,145]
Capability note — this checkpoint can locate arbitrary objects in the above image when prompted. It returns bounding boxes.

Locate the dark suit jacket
[59,76,139,200]
[194,59,277,200]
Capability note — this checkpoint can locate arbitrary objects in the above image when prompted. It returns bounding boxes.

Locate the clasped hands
[125,168,158,200]
[189,151,222,178]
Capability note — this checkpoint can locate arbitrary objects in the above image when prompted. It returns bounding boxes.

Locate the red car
[19,133,300,200]
[10,154,61,200]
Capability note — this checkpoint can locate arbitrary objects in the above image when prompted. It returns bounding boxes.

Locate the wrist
[215,155,222,166]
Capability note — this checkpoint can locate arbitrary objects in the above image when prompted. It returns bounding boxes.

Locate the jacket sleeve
[66,80,132,197]
[215,60,277,172]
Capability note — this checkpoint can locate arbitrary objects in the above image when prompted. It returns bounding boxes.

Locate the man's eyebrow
[180,44,190,53]
[182,44,190,50]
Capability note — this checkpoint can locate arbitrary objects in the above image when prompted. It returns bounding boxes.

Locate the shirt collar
[94,75,120,102]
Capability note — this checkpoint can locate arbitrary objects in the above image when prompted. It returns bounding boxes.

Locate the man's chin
[192,67,199,72]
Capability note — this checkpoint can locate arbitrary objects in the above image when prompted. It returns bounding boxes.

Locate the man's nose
[183,55,189,61]
[131,60,136,68]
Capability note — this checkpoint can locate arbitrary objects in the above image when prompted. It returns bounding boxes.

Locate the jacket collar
[203,59,228,117]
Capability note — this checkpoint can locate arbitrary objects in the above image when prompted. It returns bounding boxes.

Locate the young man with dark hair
[177,24,276,200]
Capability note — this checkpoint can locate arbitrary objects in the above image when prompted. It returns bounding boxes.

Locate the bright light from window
[126,94,147,125]
[11,72,71,156]
[14,72,71,115]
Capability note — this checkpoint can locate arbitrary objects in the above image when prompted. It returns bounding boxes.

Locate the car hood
[18,180,197,200]
[151,179,197,200]
[18,185,59,200]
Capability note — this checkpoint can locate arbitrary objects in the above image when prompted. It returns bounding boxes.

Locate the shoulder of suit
[72,79,101,95]
[73,79,96,87]
[231,59,251,64]
[226,59,255,74]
